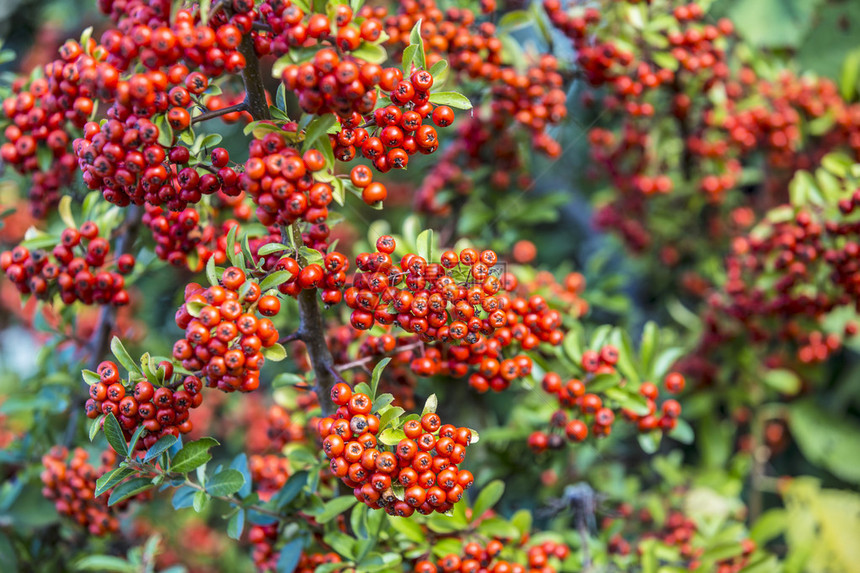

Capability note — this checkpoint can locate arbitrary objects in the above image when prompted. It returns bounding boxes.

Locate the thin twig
[191,102,249,124]
[334,341,424,373]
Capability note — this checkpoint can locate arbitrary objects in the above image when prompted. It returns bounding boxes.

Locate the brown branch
[334,340,424,373]
[191,102,249,124]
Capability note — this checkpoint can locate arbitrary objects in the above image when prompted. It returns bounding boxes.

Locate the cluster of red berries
[529,350,686,450]
[1,222,135,305]
[413,539,569,573]
[248,522,279,572]
[385,0,566,157]
[173,268,281,392]
[239,134,338,227]
[699,205,860,367]
[84,359,205,448]
[328,71,453,172]
[1,79,79,217]
[346,236,509,340]
[263,0,384,58]
[99,7,248,76]
[602,504,756,572]
[249,454,290,501]
[74,116,235,209]
[319,383,474,516]
[41,447,140,535]
[281,46,379,118]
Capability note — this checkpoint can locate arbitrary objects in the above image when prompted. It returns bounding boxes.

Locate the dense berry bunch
[84,359,204,449]
[602,504,756,572]
[1,222,135,305]
[74,117,234,209]
[697,205,860,367]
[172,268,282,392]
[280,47,380,117]
[41,447,140,535]
[328,71,453,172]
[529,350,686,450]
[240,134,339,226]
[413,539,569,573]
[262,0,385,58]
[319,383,474,516]
[383,0,566,156]
[249,454,290,500]
[345,236,510,341]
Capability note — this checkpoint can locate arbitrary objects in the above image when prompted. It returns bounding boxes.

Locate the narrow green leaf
[471,480,504,520]
[316,496,358,523]
[171,437,220,474]
[144,435,178,463]
[369,357,391,400]
[206,468,245,497]
[103,413,128,457]
[110,337,141,375]
[95,466,135,497]
[263,343,287,362]
[428,92,472,110]
[260,271,291,292]
[107,477,153,506]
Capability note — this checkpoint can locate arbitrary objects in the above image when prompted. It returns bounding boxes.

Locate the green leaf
[263,343,287,362]
[89,415,104,441]
[389,516,425,543]
[750,508,787,545]
[639,321,658,378]
[58,196,75,229]
[103,413,128,456]
[316,495,358,523]
[638,432,661,454]
[421,394,438,415]
[668,418,694,445]
[562,329,583,365]
[276,82,288,112]
[107,477,153,506]
[408,19,426,70]
[193,490,208,513]
[358,552,402,572]
[74,556,137,572]
[416,228,433,262]
[369,357,390,400]
[605,387,650,416]
[352,42,387,64]
[110,337,141,375]
[227,508,245,540]
[324,531,356,560]
[276,537,306,573]
[471,480,504,521]
[144,435,178,463]
[788,399,860,484]
[429,59,448,79]
[231,454,253,498]
[402,44,418,75]
[206,469,245,496]
[272,470,308,508]
[428,91,471,110]
[257,243,289,256]
[95,466,135,497]
[762,368,801,395]
[729,0,825,49]
[171,437,220,474]
[206,254,219,286]
[840,48,860,101]
[378,427,406,446]
[302,114,337,153]
[81,369,100,386]
[260,271,291,292]
[651,347,685,381]
[498,10,532,30]
[477,517,519,539]
[126,425,145,455]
